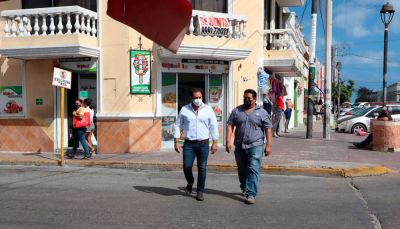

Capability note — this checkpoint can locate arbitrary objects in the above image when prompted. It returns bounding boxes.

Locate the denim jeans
[234,145,264,197]
[183,142,210,193]
[273,109,283,134]
[72,127,90,157]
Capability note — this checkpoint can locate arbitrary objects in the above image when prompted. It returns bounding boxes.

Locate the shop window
[22,0,97,12]
[190,0,227,13]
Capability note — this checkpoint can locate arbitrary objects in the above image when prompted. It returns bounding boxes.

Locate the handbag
[73,112,91,128]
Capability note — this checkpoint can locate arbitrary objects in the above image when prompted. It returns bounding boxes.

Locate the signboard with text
[52,67,72,89]
[197,15,230,37]
[130,50,151,94]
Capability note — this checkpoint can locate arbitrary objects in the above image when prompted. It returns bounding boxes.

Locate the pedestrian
[272,94,284,137]
[173,88,218,201]
[284,98,294,133]
[226,89,272,204]
[67,99,91,159]
[83,98,95,155]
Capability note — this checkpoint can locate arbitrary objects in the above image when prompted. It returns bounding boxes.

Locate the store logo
[133,54,149,84]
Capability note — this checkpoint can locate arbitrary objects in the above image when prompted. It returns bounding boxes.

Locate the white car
[337,105,400,134]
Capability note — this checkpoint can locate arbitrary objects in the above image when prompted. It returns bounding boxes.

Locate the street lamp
[380,2,395,108]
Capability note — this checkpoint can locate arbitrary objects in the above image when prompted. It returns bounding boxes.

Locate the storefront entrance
[54,58,98,152]
[160,59,228,148]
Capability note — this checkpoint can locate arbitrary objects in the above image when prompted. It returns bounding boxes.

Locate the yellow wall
[100,0,265,112]
[26,60,55,141]
[231,0,264,106]
[100,0,155,113]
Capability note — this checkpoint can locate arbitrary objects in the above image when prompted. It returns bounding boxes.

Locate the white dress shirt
[173,103,219,141]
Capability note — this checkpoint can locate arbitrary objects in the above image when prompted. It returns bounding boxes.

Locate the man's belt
[184,139,209,144]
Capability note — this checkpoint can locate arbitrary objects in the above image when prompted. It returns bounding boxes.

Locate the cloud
[334,2,374,37]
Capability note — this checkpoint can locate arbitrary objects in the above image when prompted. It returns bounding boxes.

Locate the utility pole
[306,0,318,139]
[323,0,332,139]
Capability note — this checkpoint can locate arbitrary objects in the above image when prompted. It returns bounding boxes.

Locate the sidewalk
[0,123,398,177]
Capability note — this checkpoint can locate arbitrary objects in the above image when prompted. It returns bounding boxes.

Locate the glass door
[208,74,225,144]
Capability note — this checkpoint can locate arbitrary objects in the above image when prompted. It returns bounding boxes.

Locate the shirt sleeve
[173,109,183,139]
[261,110,273,129]
[209,107,219,141]
[227,108,236,125]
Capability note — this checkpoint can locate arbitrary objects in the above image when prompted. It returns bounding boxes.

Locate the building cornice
[0,45,99,59]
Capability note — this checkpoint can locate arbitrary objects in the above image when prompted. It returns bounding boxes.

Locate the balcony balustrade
[188,10,247,39]
[1,6,97,38]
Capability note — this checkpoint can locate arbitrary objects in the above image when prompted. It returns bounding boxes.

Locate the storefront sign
[162,59,229,74]
[130,50,151,94]
[0,86,24,115]
[59,57,97,73]
[52,67,72,89]
[197,15,230,37]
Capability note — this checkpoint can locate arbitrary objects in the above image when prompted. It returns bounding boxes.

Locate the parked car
[337,105,400,134]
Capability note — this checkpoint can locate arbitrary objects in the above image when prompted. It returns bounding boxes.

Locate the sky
[290,0,400,102]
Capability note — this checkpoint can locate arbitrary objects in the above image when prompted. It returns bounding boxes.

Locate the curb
[0,157,394,177]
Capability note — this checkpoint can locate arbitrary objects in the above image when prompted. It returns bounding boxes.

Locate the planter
[371,120,400,152]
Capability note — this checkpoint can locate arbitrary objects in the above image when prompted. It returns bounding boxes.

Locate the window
[22,0,97,12]
[366,107,381,118]
[389,106,400,115]
[190,0,227,13]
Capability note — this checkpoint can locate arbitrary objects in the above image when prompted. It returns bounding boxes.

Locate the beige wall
[0,58,22,86]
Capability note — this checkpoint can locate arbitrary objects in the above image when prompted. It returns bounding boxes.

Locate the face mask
[192,98,203,107]
[244,98,252,107]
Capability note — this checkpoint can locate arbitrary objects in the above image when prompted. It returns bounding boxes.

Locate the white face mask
[192,98,203,107]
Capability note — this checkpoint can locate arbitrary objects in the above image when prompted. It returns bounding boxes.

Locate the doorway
[161,73,226,148]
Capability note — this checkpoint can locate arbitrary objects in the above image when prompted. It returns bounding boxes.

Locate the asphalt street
[0,165,399,229]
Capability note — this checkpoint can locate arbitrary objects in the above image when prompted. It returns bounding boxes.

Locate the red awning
[107,0,192,53]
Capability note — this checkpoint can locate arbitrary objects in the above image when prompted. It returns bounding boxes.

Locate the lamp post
[380,2,395,108]
[336,61,342,126]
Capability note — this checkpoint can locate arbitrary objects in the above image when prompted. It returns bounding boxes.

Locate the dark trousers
[182,142,210,192]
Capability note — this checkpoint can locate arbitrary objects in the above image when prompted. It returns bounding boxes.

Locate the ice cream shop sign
[197,15,230,37]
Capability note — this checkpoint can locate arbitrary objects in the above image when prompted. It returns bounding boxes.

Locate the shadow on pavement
[133,186,245,203]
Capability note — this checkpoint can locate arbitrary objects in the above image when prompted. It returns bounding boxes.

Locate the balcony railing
[188,10,247,39]
[1,6,97,37]
[263,28,306,54]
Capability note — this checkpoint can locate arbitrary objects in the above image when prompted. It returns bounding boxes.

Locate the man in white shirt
[174,88,218,201]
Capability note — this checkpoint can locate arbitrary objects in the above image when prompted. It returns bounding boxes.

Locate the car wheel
[351,123,367,134]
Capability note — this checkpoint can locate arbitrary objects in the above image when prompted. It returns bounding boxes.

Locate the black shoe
[185,184,193,195]
[196,192,204,201]
[66,153,75,159]
[352,142,361,148]
[81,155,91,160]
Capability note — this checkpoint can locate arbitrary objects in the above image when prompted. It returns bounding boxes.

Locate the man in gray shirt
[226,89,272,204]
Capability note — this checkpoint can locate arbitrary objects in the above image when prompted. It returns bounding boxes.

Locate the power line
[300,0,309,25]
[347,53,382,61]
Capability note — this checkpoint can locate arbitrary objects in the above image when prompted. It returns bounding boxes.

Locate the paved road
[0,165,398,228]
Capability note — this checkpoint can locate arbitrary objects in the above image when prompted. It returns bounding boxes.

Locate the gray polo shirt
[227,105,272,149]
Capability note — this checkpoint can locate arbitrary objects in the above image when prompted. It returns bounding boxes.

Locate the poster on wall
[0,86,24,116]
[130,50,151,94]
[161,74,177,144]
[208,76,224,144]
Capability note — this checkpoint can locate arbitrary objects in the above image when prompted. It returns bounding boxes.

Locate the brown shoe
[196,192,204,201]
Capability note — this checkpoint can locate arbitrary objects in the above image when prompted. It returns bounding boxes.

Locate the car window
[366,107,381,118]
[354,107,374,116]
[389,106,400,115]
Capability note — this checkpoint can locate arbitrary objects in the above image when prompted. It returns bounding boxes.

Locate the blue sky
[290,0,400,102]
